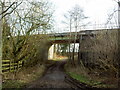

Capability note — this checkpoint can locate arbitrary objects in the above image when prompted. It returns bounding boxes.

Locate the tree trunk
[78,38,81,65]
[72,47,75,66]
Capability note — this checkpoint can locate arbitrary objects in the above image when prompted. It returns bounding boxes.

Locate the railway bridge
[47,29,108,60]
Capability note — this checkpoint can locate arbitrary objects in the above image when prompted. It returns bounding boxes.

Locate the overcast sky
[3,0,119,33]
[50,0,118,32]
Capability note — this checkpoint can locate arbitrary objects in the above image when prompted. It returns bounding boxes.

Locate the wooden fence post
[10,60,11,72]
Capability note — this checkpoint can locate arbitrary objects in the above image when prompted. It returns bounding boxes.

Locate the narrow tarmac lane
[25,60,75,89]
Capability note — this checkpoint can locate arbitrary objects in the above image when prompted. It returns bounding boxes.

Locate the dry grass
[17,64,45,83]
[2,64,45,88]
[52,53,68,61]
[65,62,118,88]
[65,50,118,88]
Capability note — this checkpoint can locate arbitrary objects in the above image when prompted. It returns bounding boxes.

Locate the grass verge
[65,61,118,88]
[2,64,45,88]
[67,72,115,88]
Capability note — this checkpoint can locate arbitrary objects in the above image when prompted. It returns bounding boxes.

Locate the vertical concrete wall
[48,44,59,60]
[80,29,118,67]
[48,44,54,60]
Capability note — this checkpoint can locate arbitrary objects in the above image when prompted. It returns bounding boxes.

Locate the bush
[80,29,118,74]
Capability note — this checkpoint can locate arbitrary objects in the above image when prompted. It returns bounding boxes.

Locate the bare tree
[62,5,88,66]
[68,5,88,66]
[0,1,22,20]
[1,0,54,78]
[62,12,73,64]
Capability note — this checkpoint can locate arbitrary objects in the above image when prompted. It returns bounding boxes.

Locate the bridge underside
[50,39,79,44]
[49,34,93,44]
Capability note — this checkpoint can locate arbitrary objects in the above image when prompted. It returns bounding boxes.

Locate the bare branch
[0,2,16,15]
[0,2,22,20]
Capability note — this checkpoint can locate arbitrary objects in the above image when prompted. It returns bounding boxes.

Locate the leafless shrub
[80,29,118,75]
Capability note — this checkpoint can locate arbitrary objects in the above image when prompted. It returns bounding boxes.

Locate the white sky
[3,0,118,33]
[50,0,118,32]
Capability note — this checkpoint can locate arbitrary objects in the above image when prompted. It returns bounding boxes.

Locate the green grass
[68,72,98,85]
[68,72,114,88]
[2,80,25,88]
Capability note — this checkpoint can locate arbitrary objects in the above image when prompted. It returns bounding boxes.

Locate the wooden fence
[2,60,23,73]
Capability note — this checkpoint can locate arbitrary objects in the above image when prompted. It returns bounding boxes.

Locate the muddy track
[24,60,97,89]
